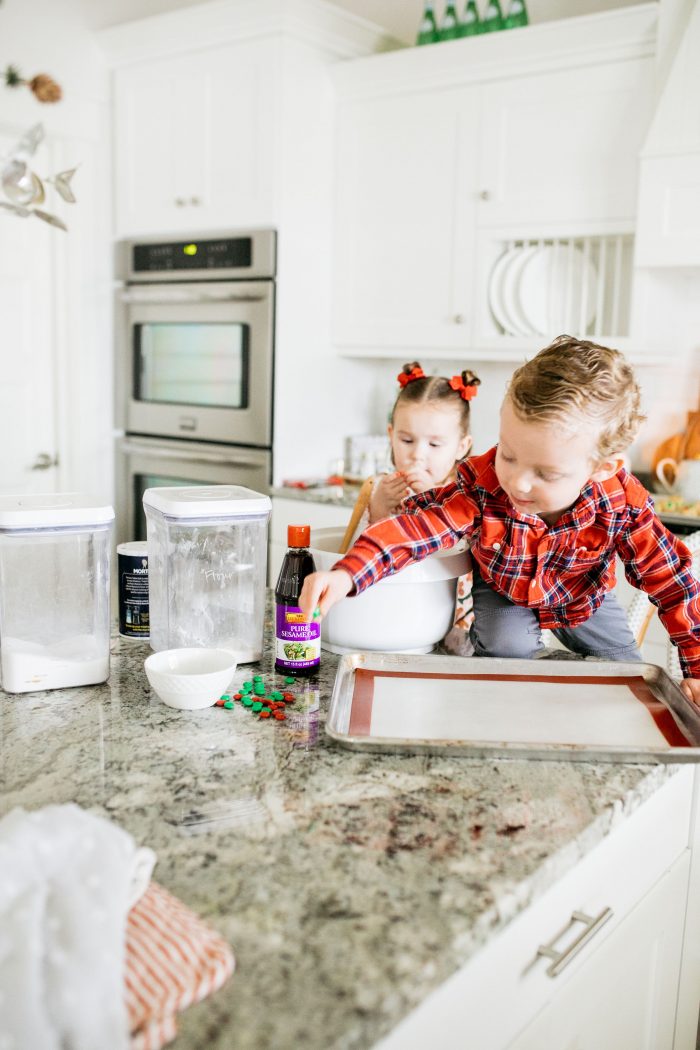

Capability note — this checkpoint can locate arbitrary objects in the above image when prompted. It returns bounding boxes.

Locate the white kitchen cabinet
[269,496,350,585]
[636,154,700,267]
[377,765,699,1050]
[113,39,279,237]
[478,58,655,231]
[333,6,656,358]
[101,0,391,240]
[508,853,689,1050]
[333,87,478,351]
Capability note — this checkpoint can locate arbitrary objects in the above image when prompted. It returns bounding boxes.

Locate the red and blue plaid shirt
[334,447,700,678]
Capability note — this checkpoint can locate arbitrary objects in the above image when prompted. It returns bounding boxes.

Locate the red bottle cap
[287,524,310,547]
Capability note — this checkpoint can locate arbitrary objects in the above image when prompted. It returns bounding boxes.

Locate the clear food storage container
[143,486,271,662]
[0,493,114,693]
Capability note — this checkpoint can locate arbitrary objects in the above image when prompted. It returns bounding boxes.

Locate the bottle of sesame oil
[274,525,320,676]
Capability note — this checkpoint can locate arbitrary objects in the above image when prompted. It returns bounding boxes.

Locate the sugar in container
[143,486,271,661]
[0,493,114,693]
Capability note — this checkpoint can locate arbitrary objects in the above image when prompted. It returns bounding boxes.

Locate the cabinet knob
[174,197,186,207]
[190,196,201,206]
[454,313,465,324]
[479,189,491,201]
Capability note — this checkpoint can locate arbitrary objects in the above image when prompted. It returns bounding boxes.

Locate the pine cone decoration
[28,74,62,103]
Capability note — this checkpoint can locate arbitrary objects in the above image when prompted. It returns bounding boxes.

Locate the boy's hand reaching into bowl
[299,570,353,622]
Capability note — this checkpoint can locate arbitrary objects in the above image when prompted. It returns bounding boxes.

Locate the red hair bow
[449,375,479,401]
[397,365,425,388]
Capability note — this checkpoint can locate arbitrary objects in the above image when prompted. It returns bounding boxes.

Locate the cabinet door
[509,852,690,1050]
[333,88,478,352]
[477,57,655,230]
[114,41,278,236]
[635,154,700,267]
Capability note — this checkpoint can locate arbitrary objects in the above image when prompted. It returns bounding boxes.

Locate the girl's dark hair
[391,362,481,438]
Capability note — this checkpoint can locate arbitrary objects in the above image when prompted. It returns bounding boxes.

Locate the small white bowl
[144,648,237,710]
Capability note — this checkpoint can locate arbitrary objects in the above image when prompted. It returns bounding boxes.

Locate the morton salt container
[143,486,271,662]
[0,493,113,693]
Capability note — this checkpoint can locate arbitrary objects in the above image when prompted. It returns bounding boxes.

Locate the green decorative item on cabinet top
[440,2,460,41]
[504,0,529,29]
[416,0,440,45]
[481,0,504,32]
[459,0,481,36]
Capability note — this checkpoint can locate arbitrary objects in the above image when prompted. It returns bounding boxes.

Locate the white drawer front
[377,767,694,1050]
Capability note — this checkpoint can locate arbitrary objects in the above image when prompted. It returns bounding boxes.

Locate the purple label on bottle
[275,605,320,670]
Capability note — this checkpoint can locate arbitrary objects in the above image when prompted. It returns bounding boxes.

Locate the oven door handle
[119,288,266,304]
[120,441,264,467]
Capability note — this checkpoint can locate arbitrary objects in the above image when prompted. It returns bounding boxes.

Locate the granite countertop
[271,484,361,508]
[0,599,680,1050]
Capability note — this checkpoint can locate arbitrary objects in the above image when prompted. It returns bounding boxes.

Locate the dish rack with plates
[480,232,634,344]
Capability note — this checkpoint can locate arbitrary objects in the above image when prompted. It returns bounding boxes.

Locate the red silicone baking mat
[326,654,700,761]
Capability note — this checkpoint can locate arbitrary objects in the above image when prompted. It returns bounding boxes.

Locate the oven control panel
[121,229,276,282]
[133,237,251,272]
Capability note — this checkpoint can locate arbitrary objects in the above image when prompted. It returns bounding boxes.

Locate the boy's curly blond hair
[507,336,645,460]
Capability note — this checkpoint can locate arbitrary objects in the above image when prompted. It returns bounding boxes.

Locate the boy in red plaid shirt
[300,336,700,706]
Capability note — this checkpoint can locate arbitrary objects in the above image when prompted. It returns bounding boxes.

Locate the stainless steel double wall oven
[115,230,275,543]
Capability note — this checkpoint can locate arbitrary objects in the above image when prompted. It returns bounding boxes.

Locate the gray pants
[470,566,642,663]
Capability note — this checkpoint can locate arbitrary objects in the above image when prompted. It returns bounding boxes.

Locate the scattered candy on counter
[214,675,299,721]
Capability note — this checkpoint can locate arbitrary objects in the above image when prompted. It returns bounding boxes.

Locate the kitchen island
[1,599,698,1049]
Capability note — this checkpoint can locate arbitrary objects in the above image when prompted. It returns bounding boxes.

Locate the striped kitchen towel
[125,881,235,1050]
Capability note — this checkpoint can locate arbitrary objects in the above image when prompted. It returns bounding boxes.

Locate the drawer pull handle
[537,907,613,977]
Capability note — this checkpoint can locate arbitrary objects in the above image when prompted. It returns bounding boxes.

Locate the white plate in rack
[518,244,598,336]
[488,245,527,336]
[501,244,540,336]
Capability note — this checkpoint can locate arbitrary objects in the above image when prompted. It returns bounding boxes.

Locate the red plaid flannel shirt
[334,447,700,678]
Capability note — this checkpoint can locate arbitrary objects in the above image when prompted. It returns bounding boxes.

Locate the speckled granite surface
[0,598,681,1050]
[271,484,361,508]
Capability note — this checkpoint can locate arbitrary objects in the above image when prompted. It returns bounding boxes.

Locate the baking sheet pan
[326,653,700,763]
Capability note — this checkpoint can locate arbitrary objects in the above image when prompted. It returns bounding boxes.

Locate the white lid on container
[0,493,115,530]
[142,485,271,519]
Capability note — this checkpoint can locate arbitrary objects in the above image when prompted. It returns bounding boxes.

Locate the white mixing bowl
[310,527,469,654]
[144,647,237,710]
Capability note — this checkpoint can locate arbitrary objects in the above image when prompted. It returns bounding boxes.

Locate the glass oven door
[121,280,274,447]
[116,436,272,544]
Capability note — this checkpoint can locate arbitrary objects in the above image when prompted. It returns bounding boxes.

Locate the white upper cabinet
[100,0,395,239]
[332,5,657,359]
[113,40,279,236]
[635,0,700,267]
[478,58,655,230]
[334,87,478,350]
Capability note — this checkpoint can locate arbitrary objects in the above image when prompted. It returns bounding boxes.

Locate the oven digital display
[132,237,253,272]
